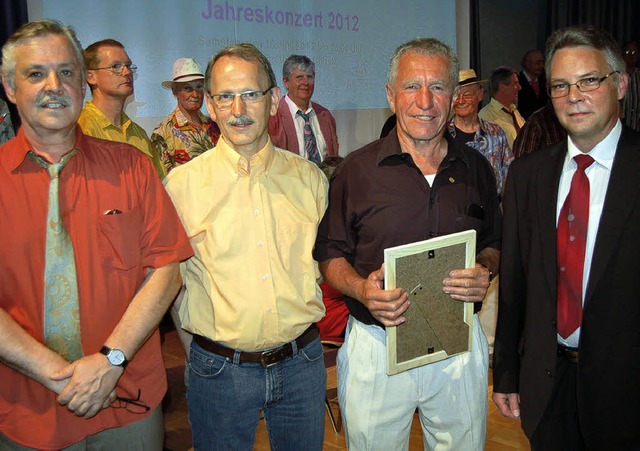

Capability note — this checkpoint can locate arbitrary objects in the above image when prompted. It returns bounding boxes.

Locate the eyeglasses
[89,63,138,76]
[209,86,273,109]
[547,71,619,98]
[110,389,150,414]
[454,89,482,103]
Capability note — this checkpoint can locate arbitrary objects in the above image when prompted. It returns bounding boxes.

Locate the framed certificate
[384,230,476,375]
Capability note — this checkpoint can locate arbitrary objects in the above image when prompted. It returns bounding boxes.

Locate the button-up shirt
[151,107,220,173]
[78,101,166,178]
[448,117,514,195]
[479,97,526,147]
[164,136,328,351]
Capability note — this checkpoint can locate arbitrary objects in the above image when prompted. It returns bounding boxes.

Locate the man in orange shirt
[0,20,193,450]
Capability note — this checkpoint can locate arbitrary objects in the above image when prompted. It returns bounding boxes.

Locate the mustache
[37,93,72,107]
[228,115,255,126]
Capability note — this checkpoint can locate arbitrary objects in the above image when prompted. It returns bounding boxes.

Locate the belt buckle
[259,346,288,368]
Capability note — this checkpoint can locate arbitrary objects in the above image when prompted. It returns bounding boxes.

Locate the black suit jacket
[517,72,548,120]
[493,126,640,450]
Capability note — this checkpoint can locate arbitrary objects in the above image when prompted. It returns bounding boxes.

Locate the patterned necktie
[29,149,83,361]
[296,110,321,164]
[556,154,594,339]
[501,107,521,133]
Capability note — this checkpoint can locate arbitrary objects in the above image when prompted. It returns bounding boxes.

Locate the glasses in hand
[111,389,150,414]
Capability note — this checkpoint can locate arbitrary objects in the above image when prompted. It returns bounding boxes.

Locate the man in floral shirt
[152,58,220,172]
[448,69,514,197]
[0,98,15,145]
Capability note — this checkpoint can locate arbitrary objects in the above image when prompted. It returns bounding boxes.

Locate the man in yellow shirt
[78,39,165,178]
[164,43,328,450]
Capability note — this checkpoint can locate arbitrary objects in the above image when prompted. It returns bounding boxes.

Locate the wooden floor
[161,329,530,450]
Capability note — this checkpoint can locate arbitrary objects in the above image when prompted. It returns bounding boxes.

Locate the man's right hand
[357,265,410,327]
[492,391,521,419]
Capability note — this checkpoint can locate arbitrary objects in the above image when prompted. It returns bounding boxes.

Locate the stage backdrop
[28,0,458,154]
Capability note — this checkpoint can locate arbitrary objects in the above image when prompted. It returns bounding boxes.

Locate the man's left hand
[442,264,490,302]
[50,353,122,418]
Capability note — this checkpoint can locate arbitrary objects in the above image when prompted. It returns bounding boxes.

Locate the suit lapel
[536,141,566,299]
[586,130,640,300]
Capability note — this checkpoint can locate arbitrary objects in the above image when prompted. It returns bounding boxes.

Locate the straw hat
[458,69,487,87]
[162,58,205,89]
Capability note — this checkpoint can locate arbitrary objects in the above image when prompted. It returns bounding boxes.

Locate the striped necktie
[296,110,321,164]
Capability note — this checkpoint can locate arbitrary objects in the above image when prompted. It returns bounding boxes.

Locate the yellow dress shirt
[78,101,166,178]
[164,136,328,351]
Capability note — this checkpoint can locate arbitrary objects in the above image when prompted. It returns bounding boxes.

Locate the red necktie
[501,107,521,133]
[557,154,594,339]
[531,78,540,97]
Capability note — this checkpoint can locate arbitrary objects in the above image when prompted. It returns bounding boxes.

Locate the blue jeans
[187,335,326,451]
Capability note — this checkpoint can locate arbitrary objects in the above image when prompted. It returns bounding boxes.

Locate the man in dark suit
[517,50,548,120]
[493,25,639,451]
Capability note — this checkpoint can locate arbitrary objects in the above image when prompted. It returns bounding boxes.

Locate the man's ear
[269,86,281,116]
[86,70,97,90]
[385,83,396,113]
[204,93,217,121]
[2,76,16,104]
[617,71,630,101]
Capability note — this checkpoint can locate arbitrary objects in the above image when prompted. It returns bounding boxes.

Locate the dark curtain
[1,0,28,132]
[546,0,639,44]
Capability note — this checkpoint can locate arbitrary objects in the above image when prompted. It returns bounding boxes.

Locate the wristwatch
[100,346,129,368]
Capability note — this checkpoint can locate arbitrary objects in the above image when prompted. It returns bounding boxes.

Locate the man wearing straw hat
[448,69,513,197]
[152,58,220,173]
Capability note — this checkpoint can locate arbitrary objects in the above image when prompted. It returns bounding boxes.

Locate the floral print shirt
[151,108,220,173]
[0,99,15,145]
[448,116,514,196]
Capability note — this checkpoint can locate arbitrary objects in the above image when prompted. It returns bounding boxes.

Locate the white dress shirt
[284,94,328,161]
[556,120,621,347]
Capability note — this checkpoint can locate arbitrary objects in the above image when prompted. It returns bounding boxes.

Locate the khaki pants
[0,406,163,451]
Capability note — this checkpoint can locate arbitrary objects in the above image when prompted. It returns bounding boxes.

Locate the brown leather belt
[193,324,319,368]
[557,344,579,364]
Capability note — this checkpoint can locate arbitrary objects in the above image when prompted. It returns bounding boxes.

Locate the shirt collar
[523,70,536,83]
[376,127,470,168]
[84,100,131,131]
[8,126,88,172]
[565,119,621,171]
[172,107,209,128]
[285,94,313,116]
[216,135,275,179]
[490,97,515,112]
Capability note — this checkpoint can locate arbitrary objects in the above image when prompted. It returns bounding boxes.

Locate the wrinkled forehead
[458,83,482,95]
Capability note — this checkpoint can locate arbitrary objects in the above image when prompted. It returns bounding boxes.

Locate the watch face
[108,349,126,366]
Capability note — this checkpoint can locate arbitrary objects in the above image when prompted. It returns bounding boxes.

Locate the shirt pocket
[97,207,142,271]
[275,221,317,277]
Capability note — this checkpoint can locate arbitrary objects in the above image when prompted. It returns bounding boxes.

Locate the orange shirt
[0,128,193,449]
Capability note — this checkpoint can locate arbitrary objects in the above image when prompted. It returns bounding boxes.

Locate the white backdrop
[28,0,460,154]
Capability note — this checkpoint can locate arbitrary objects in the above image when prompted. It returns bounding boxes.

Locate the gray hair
[204,42,276,95]
[545,25,625,83]
[282,55,315,80]
[387,37,459,88]
[1,20,85,89]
